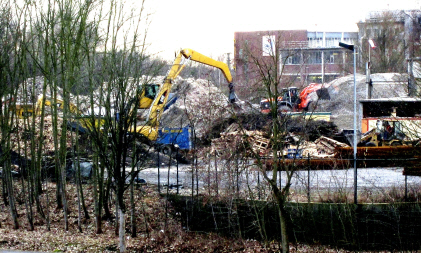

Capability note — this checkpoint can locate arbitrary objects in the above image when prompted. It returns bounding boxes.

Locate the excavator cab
[380,120,405,143]
[138,84,160,109]
[278,87,300,109]
[359,120,406,147]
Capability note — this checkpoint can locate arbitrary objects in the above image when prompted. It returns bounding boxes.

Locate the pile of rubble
[317,73,408,130]
[209,122,350,159]
[159,76,257,137]
[1,116,73,156]
[210,123,270,157]
[8,72,410,162]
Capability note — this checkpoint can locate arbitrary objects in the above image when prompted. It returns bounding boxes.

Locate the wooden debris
[211,125,270,157]
[245,131,270,156]
[315,136,349,155]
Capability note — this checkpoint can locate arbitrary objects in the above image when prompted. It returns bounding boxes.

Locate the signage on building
[262,35,275,56]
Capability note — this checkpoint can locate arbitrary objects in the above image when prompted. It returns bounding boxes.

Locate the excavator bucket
[228,83,236,103]
[316,88,330,100]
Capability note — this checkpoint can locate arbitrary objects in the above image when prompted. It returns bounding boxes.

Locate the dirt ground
[0,181,359,253]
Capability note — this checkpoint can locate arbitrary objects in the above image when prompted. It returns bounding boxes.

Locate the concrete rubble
[205,72,409,158]
[4,72,415,164]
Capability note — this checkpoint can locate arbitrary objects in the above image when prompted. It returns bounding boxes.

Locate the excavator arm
[181,49,235,103]
[36,94,81,116]
[133,48,236,141]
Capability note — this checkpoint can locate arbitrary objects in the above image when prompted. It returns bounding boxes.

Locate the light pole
[339,42,358,204]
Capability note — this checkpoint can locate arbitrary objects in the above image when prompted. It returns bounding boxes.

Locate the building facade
[233,30,358,100]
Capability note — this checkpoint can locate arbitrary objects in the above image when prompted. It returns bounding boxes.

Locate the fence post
[258,167,261,200]
[307,153,311,203]
[215,151,218,197]
[208,153,211,196]
[405,174,408,201]
[158,150,160,194]
[176,149,179,195]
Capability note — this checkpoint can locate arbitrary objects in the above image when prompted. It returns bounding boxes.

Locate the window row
[308,37,356,48]
[281,50,344,65]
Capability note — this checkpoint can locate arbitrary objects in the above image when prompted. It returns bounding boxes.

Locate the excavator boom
[138,49,235,109]
[181,49,233,83]
[134,48,236,141]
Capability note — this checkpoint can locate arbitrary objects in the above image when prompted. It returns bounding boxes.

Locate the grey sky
[143,0,420,60]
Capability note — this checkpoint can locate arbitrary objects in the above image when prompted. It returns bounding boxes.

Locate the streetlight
[339,41,358,205]
[367,39,376,99]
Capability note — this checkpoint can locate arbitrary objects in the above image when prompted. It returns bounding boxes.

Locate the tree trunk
[1,175,7,206]
[80,182,90,220]
[115,197,119,236]
[76,162,83,233]
[62,164,68,231]
[103,176,113,220]
[45,179,51,231]
[119,207,126,252]
[92,158,103,234]
[4,159,19,229]
[130,177,136,237]
[278,204,289,253]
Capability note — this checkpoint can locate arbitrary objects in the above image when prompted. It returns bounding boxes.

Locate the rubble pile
[316,73,408,129]
[210,123,270,157]
[11,116,73,155]
[160,77,238,137]
[314,136,350,157]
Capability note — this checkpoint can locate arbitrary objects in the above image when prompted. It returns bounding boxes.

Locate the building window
[307,52,322,64]
[325,37,341,47]
[282,51,301,65]
[286,54,301,65]
[325,50,341,64]
[308,37,323,48]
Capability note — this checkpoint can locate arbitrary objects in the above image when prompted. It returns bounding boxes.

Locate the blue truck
[155,126,193,155]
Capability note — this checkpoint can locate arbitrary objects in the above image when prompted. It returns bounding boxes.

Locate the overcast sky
[142,0,421,60]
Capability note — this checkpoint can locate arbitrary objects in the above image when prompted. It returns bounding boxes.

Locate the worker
[383,121,393,140]
[376,120,382,134]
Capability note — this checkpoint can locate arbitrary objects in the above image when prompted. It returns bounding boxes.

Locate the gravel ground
[135,160,421,200]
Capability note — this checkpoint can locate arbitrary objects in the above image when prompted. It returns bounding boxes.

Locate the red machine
[260,83,330,113]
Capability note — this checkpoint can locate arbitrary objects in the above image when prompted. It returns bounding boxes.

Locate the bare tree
[0,4,24,230]
[359,11,407,74]
[80,0,158,251]
[235,31,311,253]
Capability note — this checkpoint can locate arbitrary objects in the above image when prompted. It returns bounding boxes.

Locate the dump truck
[155,126,193,155]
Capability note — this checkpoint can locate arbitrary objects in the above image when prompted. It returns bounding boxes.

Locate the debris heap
[210,123,270,157]
[314,136,350,157]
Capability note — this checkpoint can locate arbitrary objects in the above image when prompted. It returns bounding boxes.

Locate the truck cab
[156,126,193,155]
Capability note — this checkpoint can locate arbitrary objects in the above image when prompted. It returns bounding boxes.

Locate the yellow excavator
[130,48,236,141]
[35,95,80,115]
[137,48,235,110]
[32,48,236,142]
[358,119,408,147]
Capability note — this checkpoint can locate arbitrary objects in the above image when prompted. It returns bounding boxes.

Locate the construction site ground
[1,73,421,252]
[5,73,421,183]
[134,160,421,201]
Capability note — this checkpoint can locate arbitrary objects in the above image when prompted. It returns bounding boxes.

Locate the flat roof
[360,97,421,103]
